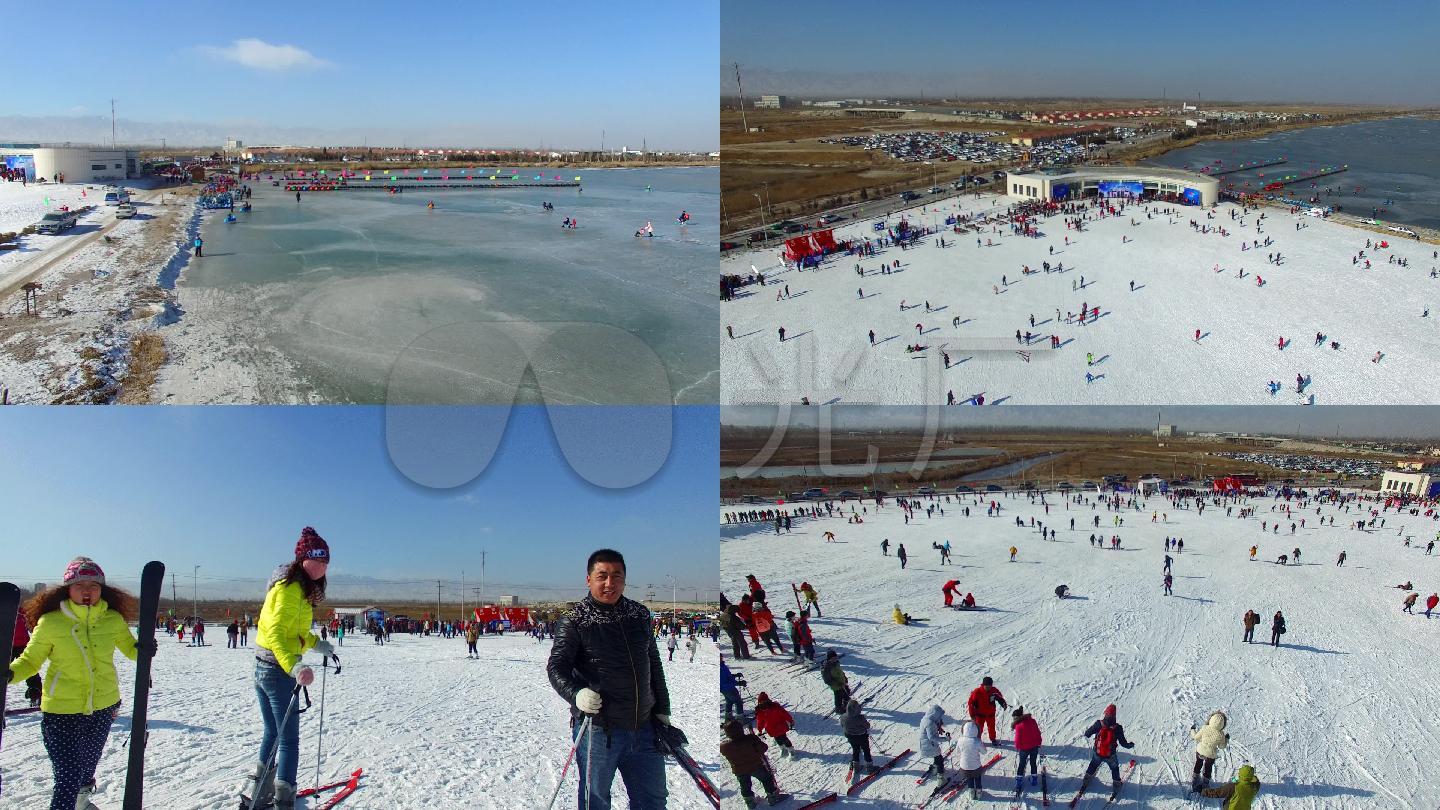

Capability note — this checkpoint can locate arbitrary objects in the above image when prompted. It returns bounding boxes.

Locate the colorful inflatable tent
[782,228,839,263]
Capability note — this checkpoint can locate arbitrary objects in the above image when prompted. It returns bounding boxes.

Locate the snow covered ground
[0,181,111,286]
[720,489,1440,808]
[720,193,1440,405]
[0,628,720,809]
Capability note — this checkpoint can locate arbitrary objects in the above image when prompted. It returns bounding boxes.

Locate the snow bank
[720,489,1440,808]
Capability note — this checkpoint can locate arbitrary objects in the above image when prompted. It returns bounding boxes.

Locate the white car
[115,203,137,219]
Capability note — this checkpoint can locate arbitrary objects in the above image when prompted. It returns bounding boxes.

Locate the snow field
[719,194,1440,405]
[719,490,1440,808]
[0,628,720,809]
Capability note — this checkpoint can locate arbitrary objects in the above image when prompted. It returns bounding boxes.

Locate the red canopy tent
[782,228,839,263]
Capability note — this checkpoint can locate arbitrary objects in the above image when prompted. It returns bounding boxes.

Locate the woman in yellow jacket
[240,528,335,810]
[7,557,141,810]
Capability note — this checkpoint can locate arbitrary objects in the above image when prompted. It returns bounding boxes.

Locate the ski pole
[313,659,328,795]
[249,684,305,810]
[545,714,592,810]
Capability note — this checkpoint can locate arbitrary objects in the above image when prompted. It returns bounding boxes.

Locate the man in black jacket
[547,549,670,809]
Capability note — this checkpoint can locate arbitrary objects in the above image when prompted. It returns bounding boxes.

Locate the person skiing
[1009,546,1017,562]
[881,538,890,556]
[10,610,43,707]
[1011,706,1043,791]
[1270,611,1286,646]
[1249,545,1257,560]
[745,574,767,605]
[1426,593,1439,619]
[799,581,822,617]
[955,720,989,800]
[721,659,744,721]
[752,601,785,655]
[1164,572,1174,596]
[821,650,851,714]
[942,579,961,607]
[786,610,815,662]
[754,692,799,758]
[961,592,976,609]
[967,676,1009,743]
[893,604,914,625]
[242,528,337,810]
[918,704,952,780]
[720,600,751,660]
[841,698,876,776]
[1336,551,1346,567]
[1200,764,1261,809]
[1402,592,1419,614]
[898,544,908,569]
[546,548,671,810]
[1242,610,1259,643]
[1078,704,1135,801]
[1190,710,1230,791]
[6,557,143,810]
[665,631,678,661]
[685,632,698,662]
[720,720,790,808]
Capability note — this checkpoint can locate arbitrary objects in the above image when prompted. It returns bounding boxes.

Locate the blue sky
[0,0,718,149]
[722,0,1440,106]
[0,406,718,603]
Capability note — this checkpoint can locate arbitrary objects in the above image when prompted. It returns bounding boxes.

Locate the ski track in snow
[720,491,1440,808]
[720,195,1440,405]
[0,631,719,809]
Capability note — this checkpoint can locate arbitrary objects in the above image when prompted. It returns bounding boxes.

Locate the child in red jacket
[754,692,799,758]
[1011,706,1044,790]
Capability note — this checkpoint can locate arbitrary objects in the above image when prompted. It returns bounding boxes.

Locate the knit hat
[62,556,105,586]
[1104,704,1117,718]
[982,676,994,687]
[757,692,770,703]
[295,527,330,562]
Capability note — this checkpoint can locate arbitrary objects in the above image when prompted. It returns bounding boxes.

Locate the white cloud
[198,39,331,71]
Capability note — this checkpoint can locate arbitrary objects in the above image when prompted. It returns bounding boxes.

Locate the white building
[755,95,787,109]
[1005,166,1219,206]
[224,138,243,151]
[0,145,141,182]
[1380,469,1437,498]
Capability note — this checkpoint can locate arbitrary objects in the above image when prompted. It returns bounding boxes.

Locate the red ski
[1041,761,1050,806]
[917,742,958,784]
[298,768,363,809]
[847,749,912,796]
[796,793,838,809]
[940,752,1003,803]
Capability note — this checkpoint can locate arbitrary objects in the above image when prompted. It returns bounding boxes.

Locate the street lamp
[191,565,200,623]
[752,192,769,241]
[666,574,678,628]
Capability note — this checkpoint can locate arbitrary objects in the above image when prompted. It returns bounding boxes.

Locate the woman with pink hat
[238,528,335,810]
[7,556,142,810]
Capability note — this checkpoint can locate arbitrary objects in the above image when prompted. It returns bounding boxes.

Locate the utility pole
[666,575,678,627]
[171,573,178,608]
[479,550,487,607]
[734,63,749,133]
[110,99,117,149]
[461,570,465,621]
[436,580,442,622]
[191,565,200,621]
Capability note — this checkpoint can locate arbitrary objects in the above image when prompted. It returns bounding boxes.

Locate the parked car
[35,210,80,233]
[901,191,922,201]
[1058,482,1074,489]
[801,487,827,499]
[114,203,137,219]
[781,222,806,234]
[917,485,935,495]
[954,485,975,493]
[747,231,768,244]
[818,214,846,225]
[837,490,861,499]
[985,484,1005,492]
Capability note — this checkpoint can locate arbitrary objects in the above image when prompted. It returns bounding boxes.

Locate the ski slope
[720,194,1440,405]
[0,628,720,809]
[719,489,1440,808]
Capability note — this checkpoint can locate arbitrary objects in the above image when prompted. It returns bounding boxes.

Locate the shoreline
[721,112,1415,238]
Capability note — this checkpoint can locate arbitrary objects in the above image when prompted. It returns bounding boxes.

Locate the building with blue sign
[1005,166,1219,206]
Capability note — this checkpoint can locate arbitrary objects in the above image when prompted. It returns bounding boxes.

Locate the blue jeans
[574,721,667,810]
[722,687,744,719]
[254,659,302,785]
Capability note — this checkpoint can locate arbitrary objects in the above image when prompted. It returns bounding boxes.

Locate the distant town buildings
[756,95,787,109]
[1381,463,1440,497]
[0,145,140,182]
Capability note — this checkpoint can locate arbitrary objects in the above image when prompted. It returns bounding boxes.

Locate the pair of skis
[298,768,364,810]
[655,722,721,808]
[919,752,1002,808]
[846,748,911,796]
[1009,760,1050,808]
